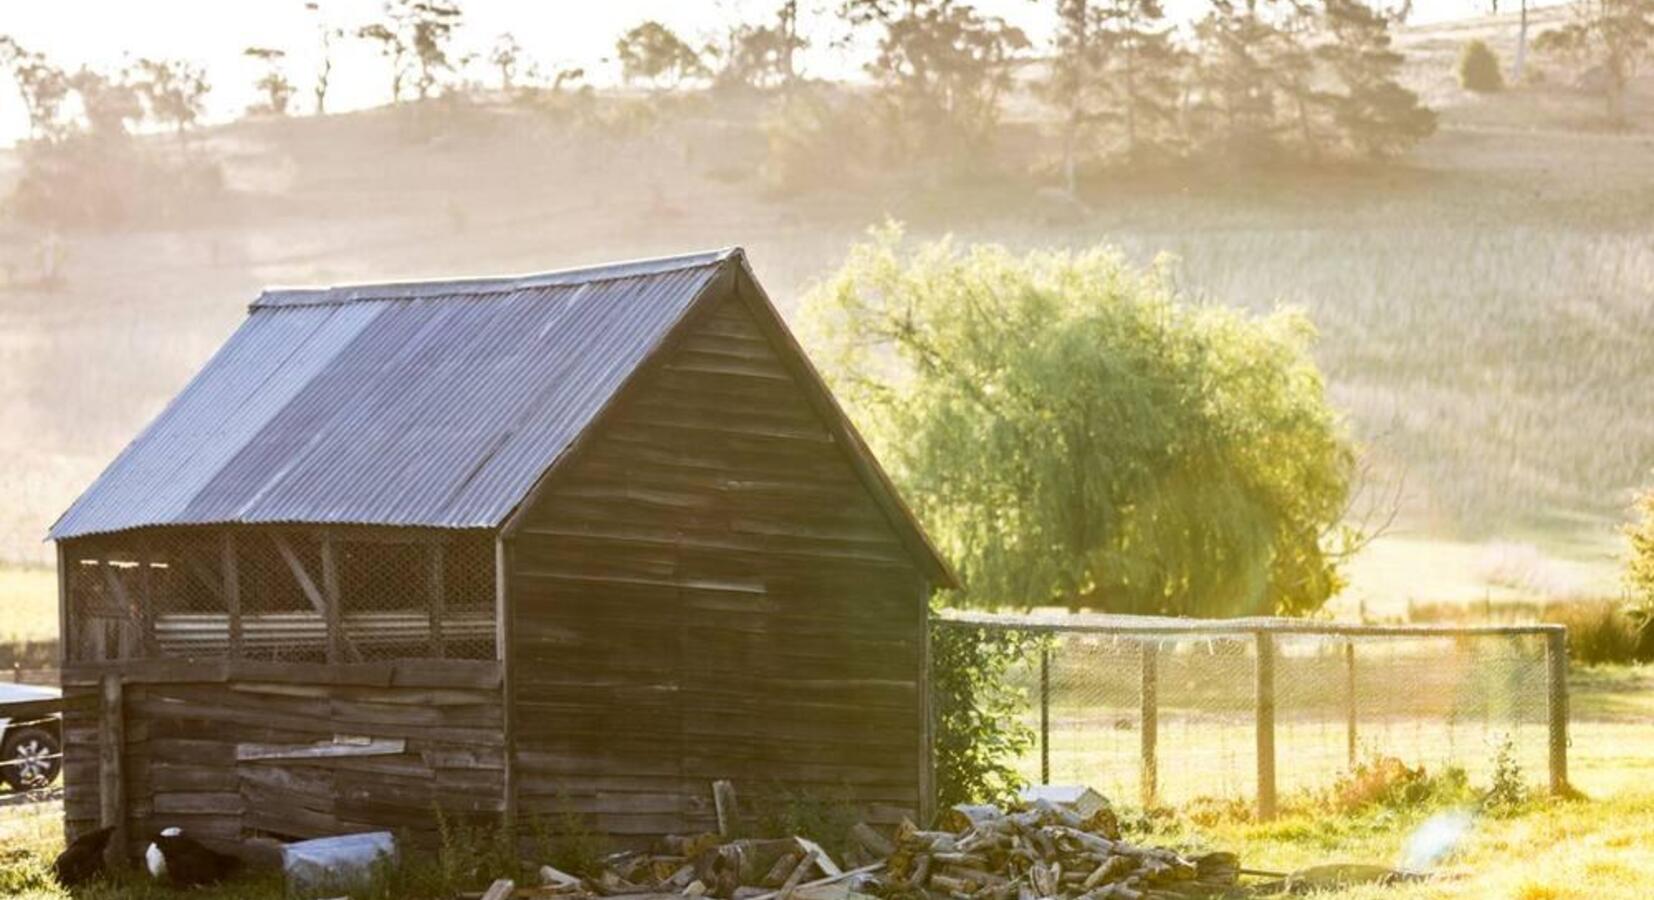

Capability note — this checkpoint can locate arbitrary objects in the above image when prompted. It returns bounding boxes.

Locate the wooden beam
[56,543,70,666]
[138,540,156,656]
[321,537,344,664]
[497,536,517,837]
[274,534,359,662]
[917,579,935,826]
[184,549,225,604]
[275,535,329,617]
[0,693,97,719]
[98,673,127,870]
[223,534,242,659]
[100,563,138,660]
[429,543,446,659]
[237,737,407,762]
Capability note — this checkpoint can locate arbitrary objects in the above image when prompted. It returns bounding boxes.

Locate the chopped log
[848,823,894,859]
[775,852,815,900]
[542,864,583,888]
[713,780,740,837]
[794,837,842,877]
[480,879,516,900]
[763,852,805,888]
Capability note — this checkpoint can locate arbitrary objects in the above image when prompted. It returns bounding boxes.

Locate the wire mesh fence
[941,612,1566,816]
[62,526,497,664]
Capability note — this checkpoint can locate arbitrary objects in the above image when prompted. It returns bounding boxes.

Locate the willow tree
[802,226,1358,617]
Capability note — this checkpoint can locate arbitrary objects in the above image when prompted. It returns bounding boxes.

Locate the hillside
[1,10,1649,609]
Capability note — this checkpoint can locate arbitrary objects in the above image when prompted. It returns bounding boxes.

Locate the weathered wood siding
[63,659,504,856]
[508,291,928,839]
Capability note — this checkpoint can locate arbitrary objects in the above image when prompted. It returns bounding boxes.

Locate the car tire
[1,726,61,791]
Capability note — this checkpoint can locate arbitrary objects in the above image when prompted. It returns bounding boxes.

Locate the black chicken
[52,825,114,887]
[150,828,242,888]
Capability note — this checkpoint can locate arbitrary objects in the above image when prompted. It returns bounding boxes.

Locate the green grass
[4,664,1652,898]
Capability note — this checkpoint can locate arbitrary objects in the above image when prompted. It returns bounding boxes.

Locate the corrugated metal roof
[49,250,733,540]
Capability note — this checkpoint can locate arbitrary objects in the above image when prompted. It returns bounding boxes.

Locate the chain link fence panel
[947,613,1563,814]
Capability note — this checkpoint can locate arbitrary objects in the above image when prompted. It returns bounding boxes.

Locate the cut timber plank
[237,736,407,762]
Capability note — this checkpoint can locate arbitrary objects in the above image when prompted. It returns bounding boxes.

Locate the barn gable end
[506,284,931,838]
[50,248,949,853]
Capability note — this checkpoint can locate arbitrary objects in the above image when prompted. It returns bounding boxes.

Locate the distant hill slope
[1,11,1649,611]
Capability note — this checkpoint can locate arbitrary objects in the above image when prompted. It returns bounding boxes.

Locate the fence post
[1546,628,1570,795]
[1140,641,1158,809]
[1255,631,1277,821]
[1345,640,1358,768]
[98,673,127,868]
[1039,644,1051,786]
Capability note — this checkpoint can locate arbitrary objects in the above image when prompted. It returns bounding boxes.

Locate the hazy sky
[0,0,1527,145]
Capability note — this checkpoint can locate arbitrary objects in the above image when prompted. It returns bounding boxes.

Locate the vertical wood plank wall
[508,293,928,841]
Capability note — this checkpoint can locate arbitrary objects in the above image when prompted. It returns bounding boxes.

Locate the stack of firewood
[529,834,855,900]
[875,802,1240,900]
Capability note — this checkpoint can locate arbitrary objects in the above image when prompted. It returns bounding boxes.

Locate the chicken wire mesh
[948,615,1561,812]
[63,527,497,663]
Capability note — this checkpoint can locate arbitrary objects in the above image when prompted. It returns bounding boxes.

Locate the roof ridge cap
[253,247,740,309]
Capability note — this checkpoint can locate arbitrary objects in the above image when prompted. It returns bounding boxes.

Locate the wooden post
[1546,628,1570,795]
[428,543,447,659]
[98,673,126,869]
[57,544,70,666]
[1344,640,1358,768]
[223,533,241,659]
[1039,644,1051,786]
[1140,641,1158,809]
[1254,631,1277,821]
[497,537,518,838]
[917,585,935,825]
[320,537,343,664]
[102,563,136,660]
[138,540,155,656]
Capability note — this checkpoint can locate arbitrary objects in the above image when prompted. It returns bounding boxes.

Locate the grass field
[3,667,1652,898]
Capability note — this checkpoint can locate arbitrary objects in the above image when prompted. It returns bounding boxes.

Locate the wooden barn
[49,248,955,858]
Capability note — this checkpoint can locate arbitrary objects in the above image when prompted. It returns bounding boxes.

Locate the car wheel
[1,726,61,791]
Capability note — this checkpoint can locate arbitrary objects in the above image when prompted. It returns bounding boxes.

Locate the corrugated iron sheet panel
[49,251,731,540]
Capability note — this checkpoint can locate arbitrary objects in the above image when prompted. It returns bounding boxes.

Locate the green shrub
[743,784,861,860]
[1330,755,1472,813]
[930,622,1043,811]
[1459,40,1504,92]
[523,796,612,879]
[1483,735,1531,816]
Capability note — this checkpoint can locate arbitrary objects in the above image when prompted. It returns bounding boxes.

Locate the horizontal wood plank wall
[511,294,925,842]
[62,660,503,856]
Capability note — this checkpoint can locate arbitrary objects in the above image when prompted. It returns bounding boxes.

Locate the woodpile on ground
[878,803,1241,900]
[511,798,1242,900]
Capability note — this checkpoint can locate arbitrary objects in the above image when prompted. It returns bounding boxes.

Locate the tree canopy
[802,225,1358,617]
[616,21,708,89]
